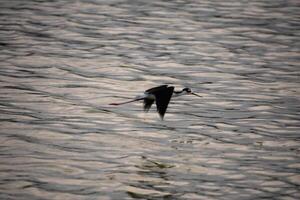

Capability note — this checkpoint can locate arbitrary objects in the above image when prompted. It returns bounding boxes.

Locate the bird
[109,85,201,119]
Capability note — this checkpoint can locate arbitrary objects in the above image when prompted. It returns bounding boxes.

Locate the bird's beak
[191,92,202,97]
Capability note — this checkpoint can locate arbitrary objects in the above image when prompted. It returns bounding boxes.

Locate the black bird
[109,85,201,119]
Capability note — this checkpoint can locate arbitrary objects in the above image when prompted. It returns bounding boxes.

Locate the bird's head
[182,87,202,97]
[182,87,192,93]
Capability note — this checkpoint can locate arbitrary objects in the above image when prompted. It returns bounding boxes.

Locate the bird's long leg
[109,97,144,106]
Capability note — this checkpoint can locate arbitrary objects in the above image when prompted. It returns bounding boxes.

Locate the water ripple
[0,0,300,199]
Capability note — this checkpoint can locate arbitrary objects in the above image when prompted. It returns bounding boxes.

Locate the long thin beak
[191,92,202,97]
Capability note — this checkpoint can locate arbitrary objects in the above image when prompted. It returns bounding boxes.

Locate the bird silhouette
[110,85,201,119]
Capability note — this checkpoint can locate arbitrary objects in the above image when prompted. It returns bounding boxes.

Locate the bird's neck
[173,90,187,97]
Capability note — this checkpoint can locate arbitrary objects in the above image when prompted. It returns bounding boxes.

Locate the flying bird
[109,85,201,119]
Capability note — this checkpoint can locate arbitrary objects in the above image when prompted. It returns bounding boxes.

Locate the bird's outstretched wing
[145,85,168,93]
[143,85,168,113]
[154,86,174,119]
[143,98,154,112]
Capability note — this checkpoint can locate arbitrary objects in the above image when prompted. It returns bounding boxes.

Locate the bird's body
[110,85,201,119]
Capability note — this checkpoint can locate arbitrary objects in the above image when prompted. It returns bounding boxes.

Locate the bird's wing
[143,98,154,112]
[154,86,174,119]
[145,85,168,93]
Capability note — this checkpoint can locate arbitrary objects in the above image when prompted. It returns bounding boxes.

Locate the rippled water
[1,0,300,199]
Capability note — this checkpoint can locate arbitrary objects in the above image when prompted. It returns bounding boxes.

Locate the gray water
[0,0,300,199]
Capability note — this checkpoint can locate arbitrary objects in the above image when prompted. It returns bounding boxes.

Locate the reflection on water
[0,0,300,199]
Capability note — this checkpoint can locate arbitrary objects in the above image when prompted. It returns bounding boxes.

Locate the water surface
[0,0,300,199]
